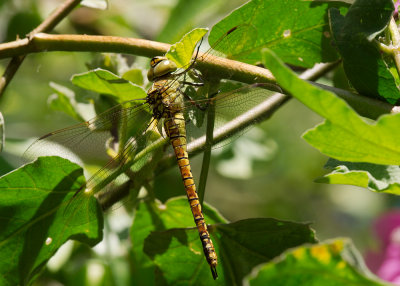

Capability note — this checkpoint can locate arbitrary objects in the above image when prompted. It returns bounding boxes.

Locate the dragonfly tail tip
[211,266,218,280]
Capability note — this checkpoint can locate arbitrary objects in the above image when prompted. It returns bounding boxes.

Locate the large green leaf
[132,197,316,285]
[0,157,103,286]
[316,158,400,195]
[209,0,348,68]
[71,68,147,103]
[246,239,387,286]
[329,0,399,104]
[262,48,400,166]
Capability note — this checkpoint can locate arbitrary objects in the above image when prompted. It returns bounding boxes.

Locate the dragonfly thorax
[147,56,178,82]
[147,78,183,120]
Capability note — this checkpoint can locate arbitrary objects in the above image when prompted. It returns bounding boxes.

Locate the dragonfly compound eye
[147,57,178,81]
[150,56,165,68]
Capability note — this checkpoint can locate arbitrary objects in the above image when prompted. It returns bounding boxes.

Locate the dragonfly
[25,25,279,279]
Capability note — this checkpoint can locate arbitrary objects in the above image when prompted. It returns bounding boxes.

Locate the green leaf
[246,239,387,286]
[209,0,348,68]
[316,158,400,195]
[0,156,103,286]
[330,0,393,42]
[262,48,400,165]
[71,68,147,103]
[329,0,399,104]
[134,197,316,285]
[166,28,208,68]
[122,68,144,86]
[0,111,4,153]
[81,0,108,10]
[48,82,85,122]
[130,197,226,285]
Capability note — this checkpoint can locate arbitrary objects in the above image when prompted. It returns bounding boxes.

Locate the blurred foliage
[0,0,399,285]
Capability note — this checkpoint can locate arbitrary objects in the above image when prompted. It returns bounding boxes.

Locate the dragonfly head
[147,56,178,81]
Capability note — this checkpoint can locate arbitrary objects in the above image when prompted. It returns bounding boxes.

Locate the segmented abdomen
[164,112,218,279]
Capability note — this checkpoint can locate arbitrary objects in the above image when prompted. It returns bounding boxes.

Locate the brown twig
[0,33,171,61]
[0,0,82,98]
[0,33,274,85]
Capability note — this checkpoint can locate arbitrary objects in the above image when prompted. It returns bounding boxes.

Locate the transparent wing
[24,99,162,224]
[24,100,153,174]
[178,82,281,152]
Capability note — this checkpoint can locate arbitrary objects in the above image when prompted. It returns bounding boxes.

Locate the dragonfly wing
[24,101,145,165]
[182,82,281,152]
[24,99,162,222]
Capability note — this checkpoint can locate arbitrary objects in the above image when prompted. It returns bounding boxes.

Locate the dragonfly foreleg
[180,81,204,87]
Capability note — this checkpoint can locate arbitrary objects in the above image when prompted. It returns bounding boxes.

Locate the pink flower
[366,210,400,284]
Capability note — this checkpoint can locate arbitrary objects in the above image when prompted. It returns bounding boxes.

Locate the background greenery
[0,0,398,285]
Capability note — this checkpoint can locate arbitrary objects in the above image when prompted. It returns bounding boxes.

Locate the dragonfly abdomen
[164,113,218,279]
[148,55,218,279]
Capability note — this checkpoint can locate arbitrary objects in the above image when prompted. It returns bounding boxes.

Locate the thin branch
[0,56,24,99]
[0,33,275,85]
[98,180,133,211]
[0,0,82,98]
[197,79,219,205]
[29,0,83,36]
[0,33,171,60]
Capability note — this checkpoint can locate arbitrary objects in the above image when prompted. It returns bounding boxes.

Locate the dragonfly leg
[180,81,204,87]
[179,86,209,111]
[181,64,204,86]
